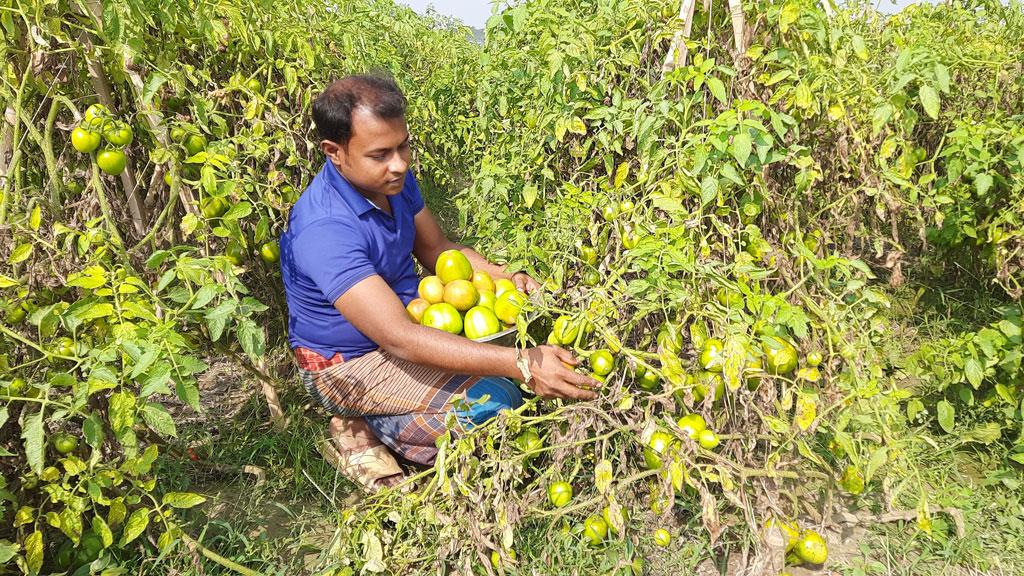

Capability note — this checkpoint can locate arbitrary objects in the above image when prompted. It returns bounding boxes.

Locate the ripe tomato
[443,279,479,312]
[653,528,671,547]
[699,338,724,372]
[259,241,280,264]
[405,298,429,323]
[103,123,134,146]
[418,276,445,304]
[183,133,208,156]
[697,429,719,450]
[794,530,828,565]
[51,432,78,454]
[71,127,101,153]
[96,149,127,175]
[547,481,572,508]
[676,413,706,439]
[583,515,608,545]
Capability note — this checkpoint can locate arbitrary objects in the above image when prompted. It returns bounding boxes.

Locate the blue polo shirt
[280,162,424,361]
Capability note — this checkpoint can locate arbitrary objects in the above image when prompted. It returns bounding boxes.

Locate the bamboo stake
[661,0,697,77]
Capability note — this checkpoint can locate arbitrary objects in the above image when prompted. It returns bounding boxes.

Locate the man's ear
[320,140,345,165]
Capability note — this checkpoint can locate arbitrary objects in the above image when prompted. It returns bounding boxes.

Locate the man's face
[322,107,410,197]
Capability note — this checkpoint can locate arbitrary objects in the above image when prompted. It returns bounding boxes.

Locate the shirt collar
[322,161,377,216]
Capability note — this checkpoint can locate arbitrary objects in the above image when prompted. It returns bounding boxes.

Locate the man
[280,74,597,490]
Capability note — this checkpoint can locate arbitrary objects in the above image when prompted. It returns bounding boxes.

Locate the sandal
[319,423,409,493]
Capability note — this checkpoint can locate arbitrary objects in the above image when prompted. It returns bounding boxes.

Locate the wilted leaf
[25,531,43,574]
[594,459,613,494]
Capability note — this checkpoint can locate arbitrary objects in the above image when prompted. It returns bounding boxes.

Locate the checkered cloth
[296,347,521,465]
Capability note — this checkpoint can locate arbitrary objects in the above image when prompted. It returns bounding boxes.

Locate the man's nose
[388,154,408,175]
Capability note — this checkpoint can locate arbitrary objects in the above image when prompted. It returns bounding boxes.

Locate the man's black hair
[312,73,407,144]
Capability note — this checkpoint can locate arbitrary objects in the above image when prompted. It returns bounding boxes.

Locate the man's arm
[413,207,538,291]
[335,274,597,400]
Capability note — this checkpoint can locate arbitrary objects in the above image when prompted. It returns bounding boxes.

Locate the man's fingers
[551,346,579,365]
[569,371,601,389]
[557,380,596,400]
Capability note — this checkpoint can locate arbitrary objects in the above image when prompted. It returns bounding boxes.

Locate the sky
[396,0,929,28]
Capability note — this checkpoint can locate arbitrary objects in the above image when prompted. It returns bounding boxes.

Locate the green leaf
[118,508,150,546]
[142,403,177,438]
[25,530,42,574]
[918,85,940,120]
[699,176,718,205]
[779,1,799,32]
[521,184,537,209]
[852,34,868,60]
[21,409,44,475]
[933,63,950,93]
[936,400,955,433]
[864,446,888,484]
[964,357,984,388]
[0,540,18,564]
[162,492,207,509]
[706,76,727,104]
[92,515,114,548]
[731,132,752,166]
[236,318,265,361]
[974,173,993,196]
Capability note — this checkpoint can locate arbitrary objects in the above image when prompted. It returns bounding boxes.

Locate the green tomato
[589,349,615,376]
[83,103,109,126]
[653,528,671,547]
[96,149,127,175]
[514,428,542,453]
[547,481,572,508]
[183,133,208,156]
[71,127,101,153]
[103,122,134,146]
[806,350,824,367]
[676,413,706,439]
[601,204,619,222]
[697,429,719,450]
[583,515,608,546]
[699,338,724,372]
[579,245,598,265]
[169,126,187,142]
[552,315,580,345]
[643,431,674,470]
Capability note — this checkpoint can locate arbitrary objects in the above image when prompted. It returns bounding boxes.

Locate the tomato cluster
[71,104,134,175]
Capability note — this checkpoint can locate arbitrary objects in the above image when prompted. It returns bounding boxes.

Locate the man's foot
[324,416,405,491]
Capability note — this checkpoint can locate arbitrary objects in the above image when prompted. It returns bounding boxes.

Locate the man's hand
[525,345,598,400]
[512,271,541,294]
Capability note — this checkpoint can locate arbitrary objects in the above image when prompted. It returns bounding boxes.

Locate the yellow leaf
[795,393,816,431]
[613,162,630,188]
[595,459,613,494]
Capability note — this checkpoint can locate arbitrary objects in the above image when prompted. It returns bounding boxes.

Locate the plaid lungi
[296,347,522,465]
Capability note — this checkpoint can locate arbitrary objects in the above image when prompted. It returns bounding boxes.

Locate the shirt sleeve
[290,218,377,304]
[404,171,425,215]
